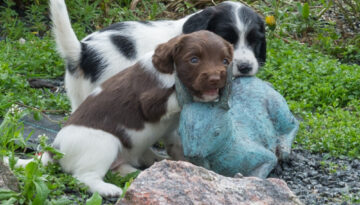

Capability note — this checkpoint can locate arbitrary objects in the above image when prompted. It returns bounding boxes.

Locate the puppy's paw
[91,182,123,197]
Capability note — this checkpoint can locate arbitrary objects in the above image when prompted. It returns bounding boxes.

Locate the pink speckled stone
[118,160,303,205]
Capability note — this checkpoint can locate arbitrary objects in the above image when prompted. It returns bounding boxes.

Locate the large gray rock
[0,160,19,192]
[119,160,303,205]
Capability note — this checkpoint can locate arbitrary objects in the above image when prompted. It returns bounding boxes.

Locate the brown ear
[152,36,182,74]
[224,40,234,62]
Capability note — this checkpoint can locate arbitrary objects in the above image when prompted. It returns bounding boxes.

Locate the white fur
[140,52,176,88]
[229,2,260,77]
[90,86,102,97]
[8,53,181,197]
[50,0,81,65]
[50,0,262,111]
[53,125,123,196]
[64,71,95,112]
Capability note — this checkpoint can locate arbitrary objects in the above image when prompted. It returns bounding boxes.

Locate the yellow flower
[265,16,276,31]
[265,16,276,26]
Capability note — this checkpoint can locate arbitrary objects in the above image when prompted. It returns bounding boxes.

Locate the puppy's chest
[121,92,180,150]
[126,112,180,150]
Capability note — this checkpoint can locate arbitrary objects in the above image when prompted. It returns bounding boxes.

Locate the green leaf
[1,197,18,205]
[43,146,64,160]
[49,197,73,205]
[302,3,310,19]
[32,111,42,121]
[25,161,38,178]
[0,188,20,201]
[23,161,38,200]
[32,179,50,205]
[86,192,102,205]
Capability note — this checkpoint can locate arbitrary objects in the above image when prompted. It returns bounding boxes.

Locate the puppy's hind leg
[75,172,123,197]
[54,126,123,197]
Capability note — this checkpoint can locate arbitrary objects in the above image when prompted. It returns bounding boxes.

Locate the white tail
[50,0,81,68]
[3,152,53,168]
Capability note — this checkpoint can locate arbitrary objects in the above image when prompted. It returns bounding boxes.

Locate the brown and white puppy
[12,31,233,197]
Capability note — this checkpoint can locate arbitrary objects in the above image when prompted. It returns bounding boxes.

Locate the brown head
[152,30,233,102]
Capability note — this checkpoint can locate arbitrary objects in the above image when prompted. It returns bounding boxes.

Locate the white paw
[91,182,123,197]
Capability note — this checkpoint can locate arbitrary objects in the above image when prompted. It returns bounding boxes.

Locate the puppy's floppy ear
[255,18,266,66]
[152,36,182,74]
[224,39,234,62]
[256,37,266,66]
[182,7,217,34]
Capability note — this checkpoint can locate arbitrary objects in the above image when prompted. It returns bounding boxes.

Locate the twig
[130,0,140,10]
[274,33,290,44]
[14,102,68,124]
[316,0,332,19]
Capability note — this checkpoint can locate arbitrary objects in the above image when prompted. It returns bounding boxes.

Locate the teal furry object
[176,64,299,178]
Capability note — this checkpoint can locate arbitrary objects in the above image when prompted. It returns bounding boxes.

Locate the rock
[119,160,303,205]
[18,38,26,44]
[0,160,19,192]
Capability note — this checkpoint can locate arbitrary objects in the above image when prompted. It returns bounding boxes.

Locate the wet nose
[237,63,252,74]
[208,74,221,84]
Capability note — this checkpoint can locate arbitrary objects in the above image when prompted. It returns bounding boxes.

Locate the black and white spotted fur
[50,0,266,112]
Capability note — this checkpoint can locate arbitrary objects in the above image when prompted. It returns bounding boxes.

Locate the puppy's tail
[3,152,53,168]
[50,0,81,72]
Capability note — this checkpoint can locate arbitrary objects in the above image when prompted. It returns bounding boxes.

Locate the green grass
[0,0,359,204]
[0,34,69,117]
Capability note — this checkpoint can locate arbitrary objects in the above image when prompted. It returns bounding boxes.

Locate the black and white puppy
[50,0,266,111]
[12,30,233,196]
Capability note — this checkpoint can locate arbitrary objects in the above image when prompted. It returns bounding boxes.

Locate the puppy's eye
[223,59,229,65]
[190,57,199,64]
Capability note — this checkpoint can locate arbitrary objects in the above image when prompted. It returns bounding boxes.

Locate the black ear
[256,20,266,66]
[256,37,266,66]
[182,7,217,34]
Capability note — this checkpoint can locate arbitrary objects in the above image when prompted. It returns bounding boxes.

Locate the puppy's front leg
[163,130,185,161]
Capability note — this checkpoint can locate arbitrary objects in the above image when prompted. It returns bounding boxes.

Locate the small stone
[310,180,317,185]
[309,170,318,177]
[0,160,19,191]
[351,187,360,193]
[314,184,322,189]
[234,172,244,178]
[18,38,26,44]
[302,178,310,183]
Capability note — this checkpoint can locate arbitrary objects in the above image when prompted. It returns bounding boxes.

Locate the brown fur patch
[66,64,173,149]
[65,30,234,149]
[153,31,233,99]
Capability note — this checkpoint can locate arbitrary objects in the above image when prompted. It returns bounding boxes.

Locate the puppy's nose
[237,63,252,74]
[208,74,221,84]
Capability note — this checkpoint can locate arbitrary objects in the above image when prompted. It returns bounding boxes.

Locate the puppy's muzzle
[200,70,226,88]
[237,62,252,74]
